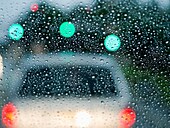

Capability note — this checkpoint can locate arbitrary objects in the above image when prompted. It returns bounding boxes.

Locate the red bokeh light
[119,108,136,128]
[2,102,17,128]
[30,3,39,12]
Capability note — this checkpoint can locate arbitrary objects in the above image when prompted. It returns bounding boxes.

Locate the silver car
[1,52,136,128]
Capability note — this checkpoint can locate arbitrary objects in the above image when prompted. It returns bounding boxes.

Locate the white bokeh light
[75,111,91,128]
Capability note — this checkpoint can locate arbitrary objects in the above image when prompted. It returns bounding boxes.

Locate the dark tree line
[2,0,170,75]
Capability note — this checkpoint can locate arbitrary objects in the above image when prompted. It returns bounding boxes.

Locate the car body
[1,52,135,128]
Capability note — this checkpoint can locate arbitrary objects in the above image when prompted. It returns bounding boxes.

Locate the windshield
[18,66,117,98]
[0,0,169,128]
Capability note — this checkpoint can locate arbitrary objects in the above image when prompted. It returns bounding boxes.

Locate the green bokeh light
[104,34,121,52]
[8,24,24,40]
[59,22,75,38]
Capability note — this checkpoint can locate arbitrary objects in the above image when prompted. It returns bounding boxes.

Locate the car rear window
[18,65,117,98]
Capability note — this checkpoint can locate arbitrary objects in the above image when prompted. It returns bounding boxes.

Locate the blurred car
[1,52,136,128]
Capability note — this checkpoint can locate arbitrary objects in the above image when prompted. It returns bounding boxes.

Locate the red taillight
[119,108,136,128]
[2,102,17,128]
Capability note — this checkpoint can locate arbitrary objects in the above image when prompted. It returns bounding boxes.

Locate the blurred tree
[3,0,169,76]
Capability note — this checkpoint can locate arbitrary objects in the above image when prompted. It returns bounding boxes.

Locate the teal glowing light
[8,24,24,40]
[59,22,75,38]
[104,34,121,52]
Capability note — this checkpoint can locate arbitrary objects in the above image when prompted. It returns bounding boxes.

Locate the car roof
[19,52,117,69]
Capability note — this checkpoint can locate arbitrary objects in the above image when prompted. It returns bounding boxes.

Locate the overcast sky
[0,0,94,42]
[0,0,169,43]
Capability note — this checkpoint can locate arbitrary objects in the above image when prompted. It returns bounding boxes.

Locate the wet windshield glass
[0,0,169,128]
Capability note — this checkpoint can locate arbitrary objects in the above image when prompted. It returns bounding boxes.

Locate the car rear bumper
[11,98,125,128]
